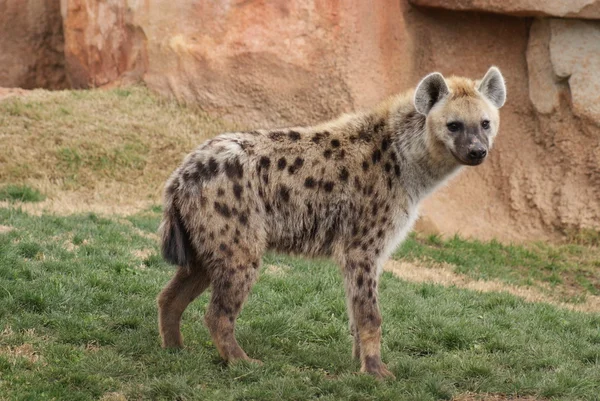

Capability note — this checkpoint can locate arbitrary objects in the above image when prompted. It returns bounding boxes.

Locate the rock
[409,0,600,19]
[527,18,600,124]
[526,20,564,115]
[60,0,147,88]
[548,19,600,125]
[0,0,67,89]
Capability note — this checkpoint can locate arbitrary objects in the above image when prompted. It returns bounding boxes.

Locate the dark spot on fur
[279,185,290,202]
[304,177,316,188]
[384,162,392,173]
[269,131,285,141]
[339,167,349,182]
[288,131,301,141]
[372,149,382,164]
[224,158,244,180]
[252,261,259,269]
[359,128,371,142]
[377,229,384,238]
[368,289,373,298]
[381,137,390,152]
[357,274,364,288]
[206,158,220,178]
[323,149,332,159]
[219,243,233,257]
[323,181,335,192]
[259,156,271,170]
[354,176,361,190]
[214,202,231,218]
[233,183,243,199]
[394,164,401,177]
[331,139,340,148]
[374,119,386,133]
[217,188,225,196]
[339,149,346,159]
[262,173,269,184]
[277,157,287,170]
[238,212,248,226]
[372,203,378,216]
[387,177,393,190]
[288,157,304,174]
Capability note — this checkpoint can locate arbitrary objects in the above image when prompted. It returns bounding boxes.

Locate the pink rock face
[2,0,599,240]
[60,0,147,88]
[136,0,413,126]
[409,0,600,19]
[0,0,67,89]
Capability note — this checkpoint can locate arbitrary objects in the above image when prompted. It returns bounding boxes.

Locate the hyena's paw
[361,356,396,380]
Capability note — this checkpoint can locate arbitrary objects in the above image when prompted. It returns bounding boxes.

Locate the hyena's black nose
[468,146,487,161]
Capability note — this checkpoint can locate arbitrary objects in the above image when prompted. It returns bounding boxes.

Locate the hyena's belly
[265,200,352,257]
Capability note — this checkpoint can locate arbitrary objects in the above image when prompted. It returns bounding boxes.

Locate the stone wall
[1,0,598,241]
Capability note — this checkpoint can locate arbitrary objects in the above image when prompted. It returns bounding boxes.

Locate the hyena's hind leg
[158,265,211,348]
[204,257,262,363]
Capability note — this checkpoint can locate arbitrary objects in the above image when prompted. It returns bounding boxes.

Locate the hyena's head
[414,67,506,166]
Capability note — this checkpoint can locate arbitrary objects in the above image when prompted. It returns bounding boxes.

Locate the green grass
[0,184,45,203]
[394,234,600,300]
[1,207,600,400]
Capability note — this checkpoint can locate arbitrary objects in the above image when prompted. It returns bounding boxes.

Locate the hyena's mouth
[450,150,487,166]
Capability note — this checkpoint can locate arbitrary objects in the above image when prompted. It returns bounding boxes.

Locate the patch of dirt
[0,187,156,217]
[264,264,291,277]
[0,343,41,365]
[384,260,600,313]
[0,224,13,233]
[0,87,29,102]
[132,248,153,260]
[99,392,128,401]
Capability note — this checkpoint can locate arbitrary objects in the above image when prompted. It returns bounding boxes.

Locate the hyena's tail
[159,178,196,269]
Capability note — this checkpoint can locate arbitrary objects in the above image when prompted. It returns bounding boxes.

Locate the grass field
[1,205,600,400]
[1,87,600,400]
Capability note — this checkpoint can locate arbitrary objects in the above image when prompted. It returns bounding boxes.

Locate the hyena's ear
[414,72,450,115]
[478,66,506,108]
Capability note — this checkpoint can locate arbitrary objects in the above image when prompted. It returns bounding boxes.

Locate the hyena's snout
[467,143,487,163]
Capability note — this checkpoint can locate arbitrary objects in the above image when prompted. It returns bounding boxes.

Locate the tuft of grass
[0,206,599,400]
[0,184,45,203]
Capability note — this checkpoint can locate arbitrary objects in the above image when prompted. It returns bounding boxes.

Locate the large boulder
[0,0,67,89]
[409,0,600,19]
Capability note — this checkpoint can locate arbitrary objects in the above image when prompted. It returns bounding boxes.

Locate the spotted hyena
[157,67,506,378]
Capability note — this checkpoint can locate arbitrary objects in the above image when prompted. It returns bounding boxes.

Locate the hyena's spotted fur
[158,67,506,378]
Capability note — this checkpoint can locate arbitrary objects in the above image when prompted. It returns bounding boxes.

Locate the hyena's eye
[446,122,462,133]
[481,120,490,129]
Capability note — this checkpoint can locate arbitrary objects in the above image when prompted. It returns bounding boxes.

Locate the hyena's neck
[385,97,463,202]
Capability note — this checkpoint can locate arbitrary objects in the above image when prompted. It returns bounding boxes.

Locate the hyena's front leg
[343,259,395,379]
[204,257,262,363]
